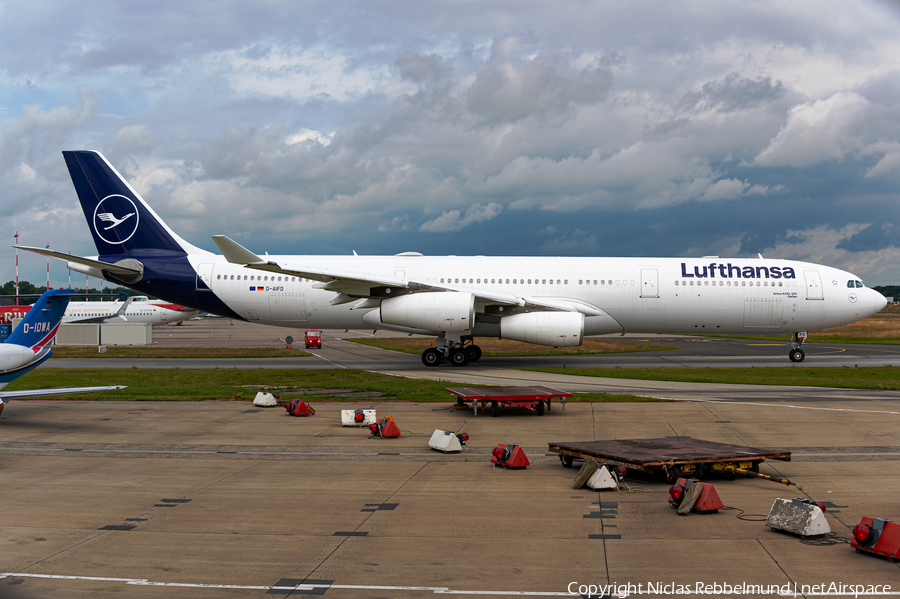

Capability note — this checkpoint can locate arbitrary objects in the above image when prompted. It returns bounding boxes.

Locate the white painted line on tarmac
[688,398,900,415]
[0,572,573,596]
[307,350,348,369]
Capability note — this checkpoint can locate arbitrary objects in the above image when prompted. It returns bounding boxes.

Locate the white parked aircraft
[17,151,887,367]
[0,296,200,325]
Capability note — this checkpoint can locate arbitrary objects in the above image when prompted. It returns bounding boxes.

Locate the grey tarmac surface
[1,318,899,597]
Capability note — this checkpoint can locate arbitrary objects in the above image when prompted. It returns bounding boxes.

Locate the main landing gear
[421,336,482,368]
[789,331,808,363]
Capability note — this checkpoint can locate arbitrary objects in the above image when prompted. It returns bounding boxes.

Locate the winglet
[211,236,269,265]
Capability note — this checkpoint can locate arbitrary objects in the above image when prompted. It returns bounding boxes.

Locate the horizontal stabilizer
[13,246,142,277]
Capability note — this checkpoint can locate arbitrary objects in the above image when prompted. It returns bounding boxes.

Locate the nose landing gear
[789,331,808,363]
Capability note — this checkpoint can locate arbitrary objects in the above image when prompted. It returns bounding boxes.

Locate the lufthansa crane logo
[93,195,139,245]
[849,293,858,303]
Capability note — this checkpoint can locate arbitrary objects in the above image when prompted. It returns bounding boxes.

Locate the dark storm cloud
[837,223,898,252]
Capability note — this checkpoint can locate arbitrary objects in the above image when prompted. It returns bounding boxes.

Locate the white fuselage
[187,255,885,337]
[61,299,198,325]
[0,299,199,326]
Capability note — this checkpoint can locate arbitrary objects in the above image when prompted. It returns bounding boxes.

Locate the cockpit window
[856,280,864,288]
[848,280,854,288]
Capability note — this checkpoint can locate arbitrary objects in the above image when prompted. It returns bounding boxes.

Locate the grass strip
[8,368,660,403]
[347,337,675,356]
[528,366,900,390]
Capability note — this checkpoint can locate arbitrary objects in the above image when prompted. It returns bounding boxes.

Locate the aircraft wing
[211,235,536,309]
[0,385,127,400]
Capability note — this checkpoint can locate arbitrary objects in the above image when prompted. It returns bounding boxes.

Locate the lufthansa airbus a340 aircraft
[17,151,886,367]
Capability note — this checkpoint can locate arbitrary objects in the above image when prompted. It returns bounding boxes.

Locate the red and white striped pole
[14,232,19,306]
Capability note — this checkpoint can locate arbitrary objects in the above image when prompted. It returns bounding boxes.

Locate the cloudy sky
[2,0,900,287]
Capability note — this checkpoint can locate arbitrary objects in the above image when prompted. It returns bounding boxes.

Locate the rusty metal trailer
[548,437,791,483]
[446,386,572,417]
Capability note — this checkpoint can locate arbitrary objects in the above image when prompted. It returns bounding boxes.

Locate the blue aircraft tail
[5,289,72,350]
[62,150,200,256]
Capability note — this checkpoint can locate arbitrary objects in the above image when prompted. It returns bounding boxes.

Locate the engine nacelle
[500,311,585,347]
[0,344,38,373]
[380,292,475,332]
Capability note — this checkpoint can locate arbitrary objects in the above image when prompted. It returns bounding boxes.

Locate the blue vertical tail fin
[5,290,72,349]
[62,150,204,257]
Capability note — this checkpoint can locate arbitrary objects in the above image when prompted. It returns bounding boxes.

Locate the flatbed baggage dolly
[446,386,572,417]
[548,437,792,483]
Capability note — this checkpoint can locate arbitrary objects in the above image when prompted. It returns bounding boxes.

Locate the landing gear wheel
[422,348,442,367]
[535,399,545,416]
[449,347,470,367]
[560,454,574,468]
[789,348,805,363]
[663,466,681,484]
[465,346,479,362]
[490,401,499,417]
[469,345,482,362]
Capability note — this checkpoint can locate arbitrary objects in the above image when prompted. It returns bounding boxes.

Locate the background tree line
[0,280,149,305]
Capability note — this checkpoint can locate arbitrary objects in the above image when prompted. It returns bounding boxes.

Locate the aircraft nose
[872,289,888,312]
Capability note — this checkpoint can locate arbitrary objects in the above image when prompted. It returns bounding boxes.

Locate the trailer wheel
[694,464,705,480]
[490,401,499,417]
[750,462,760,473]
[560,455,574,468]
[535,399,545,416]
[663,466,681,484]
[721,464,737,480]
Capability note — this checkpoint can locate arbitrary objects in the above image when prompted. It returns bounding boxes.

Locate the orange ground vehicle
[304,330,322,349]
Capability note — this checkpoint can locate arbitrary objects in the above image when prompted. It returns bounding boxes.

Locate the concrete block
[253,392,279,407]
[428,430,462,453]
[765,498,830,536]
[587,466,618,490]
[342,409,376,426]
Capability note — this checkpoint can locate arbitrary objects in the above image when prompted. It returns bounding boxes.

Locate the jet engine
[0,344,39,373]
[379,292,475,332]
[500,311,584,347]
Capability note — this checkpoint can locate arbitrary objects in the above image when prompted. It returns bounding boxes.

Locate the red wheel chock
[284,400,315,416]
[491,443,530,469]
[369,415,401,438]
[668,478,724,514]
[852,517,900,560]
